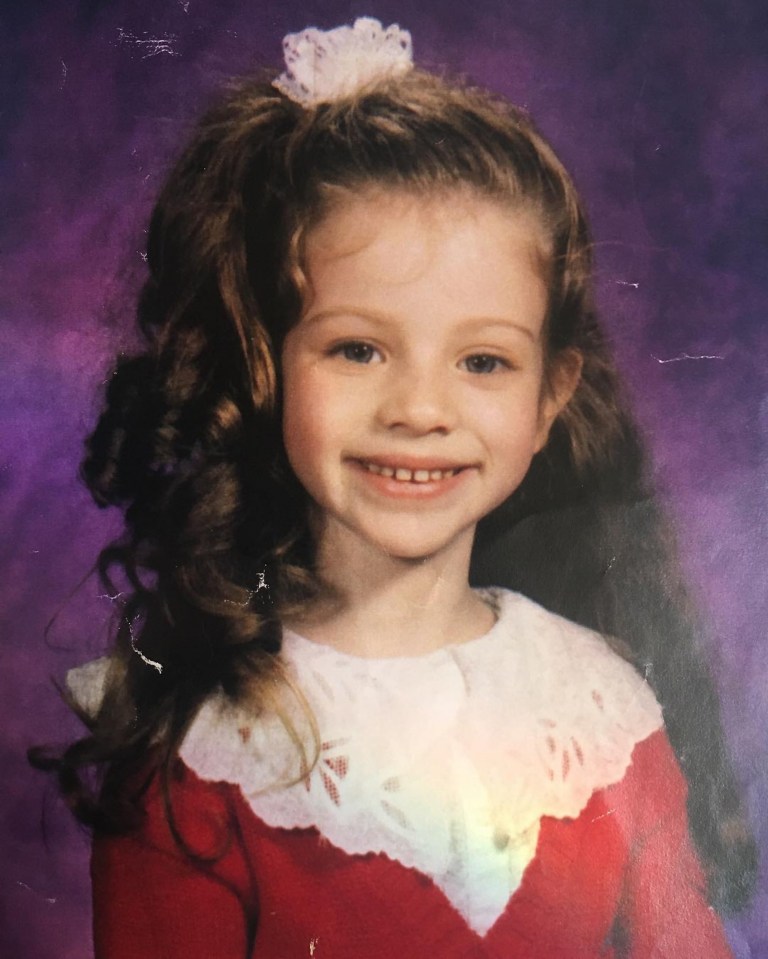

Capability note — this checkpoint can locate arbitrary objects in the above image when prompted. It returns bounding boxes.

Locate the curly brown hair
[30,69,755,911]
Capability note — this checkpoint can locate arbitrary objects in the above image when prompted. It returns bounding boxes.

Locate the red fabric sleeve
[91,765,257,959]
[619,732,733,959]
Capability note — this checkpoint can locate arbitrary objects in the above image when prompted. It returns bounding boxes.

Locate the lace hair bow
[273,17,413,107]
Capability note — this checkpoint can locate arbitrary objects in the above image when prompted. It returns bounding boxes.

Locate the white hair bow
[273,17,413,107]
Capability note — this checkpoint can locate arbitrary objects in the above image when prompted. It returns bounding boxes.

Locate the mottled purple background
[2,0,766,955]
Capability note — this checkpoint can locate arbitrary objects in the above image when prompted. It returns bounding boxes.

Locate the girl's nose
[376,365,456,435]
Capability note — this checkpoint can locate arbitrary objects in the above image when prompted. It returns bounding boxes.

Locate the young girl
[34,17,755,958]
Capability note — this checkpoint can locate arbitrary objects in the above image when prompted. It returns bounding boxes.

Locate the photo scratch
[644,662,653,680]
[223,573,269,608]
[223,593,254,607]
[16,881,57,904]
[615,280,639,288]
[590,808,616,823]
[126,617,163,673]
[652,352,725,364]
[117,28,180,59]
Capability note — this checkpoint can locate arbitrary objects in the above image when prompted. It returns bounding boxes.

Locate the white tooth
[366,462,381,474]
[414,470,430,483]
[380,466,395,477]
[395,468,413,481]
[429,470,443,481]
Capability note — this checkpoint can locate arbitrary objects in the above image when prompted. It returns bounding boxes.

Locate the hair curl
[30,69,755,910]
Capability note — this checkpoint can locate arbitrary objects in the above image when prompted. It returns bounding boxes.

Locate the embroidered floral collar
[175,589,662,935]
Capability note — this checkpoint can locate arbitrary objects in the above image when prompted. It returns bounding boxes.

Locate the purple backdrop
[2,1,766,955]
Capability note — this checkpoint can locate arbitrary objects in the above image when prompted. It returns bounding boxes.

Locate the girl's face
[281,190,577,565]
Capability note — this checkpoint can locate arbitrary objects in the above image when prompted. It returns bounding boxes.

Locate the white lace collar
[176,589,662,935]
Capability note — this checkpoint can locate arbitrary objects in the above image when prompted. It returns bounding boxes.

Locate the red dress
[91,731,731,958]
[78,592,732,958]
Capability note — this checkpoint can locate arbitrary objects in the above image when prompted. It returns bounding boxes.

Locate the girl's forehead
[306,186,550,268]
[299,188,551,333]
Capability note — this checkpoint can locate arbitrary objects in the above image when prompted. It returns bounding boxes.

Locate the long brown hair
[30,69,755,910]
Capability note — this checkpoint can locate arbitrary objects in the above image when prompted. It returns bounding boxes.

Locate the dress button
[493,828,510,851]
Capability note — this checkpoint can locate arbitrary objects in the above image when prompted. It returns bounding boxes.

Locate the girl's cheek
[283,364,340,462]
[282,366,314,454]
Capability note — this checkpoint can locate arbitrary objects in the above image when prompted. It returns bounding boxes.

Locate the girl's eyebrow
[455,317,538,341]
[303,308,537,341]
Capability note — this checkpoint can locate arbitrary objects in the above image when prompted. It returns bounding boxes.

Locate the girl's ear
[535,348,583,451]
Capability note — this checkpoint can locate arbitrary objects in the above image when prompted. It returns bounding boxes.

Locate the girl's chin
[311,507,480,569]
[353,525,476,565]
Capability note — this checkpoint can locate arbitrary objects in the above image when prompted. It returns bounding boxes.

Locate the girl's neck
[286,523,495,659]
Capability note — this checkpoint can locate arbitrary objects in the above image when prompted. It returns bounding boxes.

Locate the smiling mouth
[359,461,464,484]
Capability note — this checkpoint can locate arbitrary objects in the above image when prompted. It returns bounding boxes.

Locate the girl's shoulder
[492,589,660,696]
[469,587,662,727]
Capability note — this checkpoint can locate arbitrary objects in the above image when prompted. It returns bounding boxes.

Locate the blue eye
[334,341,378,364]
[463,354,507,374]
